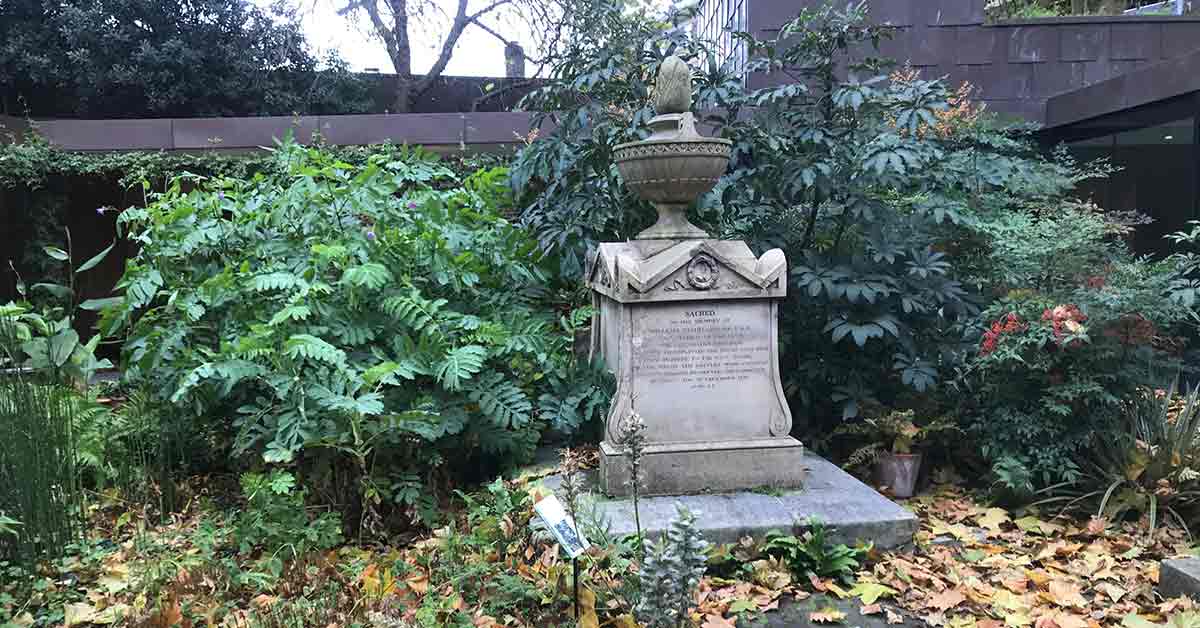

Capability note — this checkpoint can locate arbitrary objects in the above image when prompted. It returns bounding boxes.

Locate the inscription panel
[631,300,776,443]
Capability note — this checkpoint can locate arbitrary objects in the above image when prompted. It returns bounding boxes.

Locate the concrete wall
[13,112,544,152]
[747,0,1200,124]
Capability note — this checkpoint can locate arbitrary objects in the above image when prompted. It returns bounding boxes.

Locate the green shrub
[636,505,709,628]
[1070,382,1200,533]
[512,2,1116,427]
[761,520,867,584]
[954,205,1195,490]
[104,140,609,530]
[235,470,342,558]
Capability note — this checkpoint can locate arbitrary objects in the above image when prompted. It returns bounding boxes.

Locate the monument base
[587,454,918,549]
[599,437,806,497]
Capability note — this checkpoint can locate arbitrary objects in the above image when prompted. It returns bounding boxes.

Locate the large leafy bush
[105,141,607,528]
[514,3,1020,419]
[511,1,1199,487]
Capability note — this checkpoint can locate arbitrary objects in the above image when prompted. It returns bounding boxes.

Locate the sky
[284,0,676,77]
[293,1,513,76]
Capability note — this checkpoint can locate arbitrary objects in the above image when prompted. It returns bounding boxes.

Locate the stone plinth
[541,454,917,549]
[588,238,805,496]
[1160,558,1200,600]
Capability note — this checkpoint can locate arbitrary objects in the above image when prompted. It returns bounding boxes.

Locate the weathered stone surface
[1160,558,1200,600]
[577,454,918,549]
[617,301,786,443]
[599,438,805,497]
[589,236,798,497]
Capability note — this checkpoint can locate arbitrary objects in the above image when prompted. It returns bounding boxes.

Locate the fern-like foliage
[340,263,393,291]
[469,372,532,428]
[107,140,608,508]
[435,345,486,391]
[382,289,447,336]
[284,334,346,367]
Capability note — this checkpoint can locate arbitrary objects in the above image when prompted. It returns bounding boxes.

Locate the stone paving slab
[543,453,917,549]
[1160,557,1200,600]
[747,594,923,628]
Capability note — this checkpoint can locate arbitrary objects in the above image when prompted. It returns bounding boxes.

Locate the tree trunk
[392,0,412,112]
[392,78,412,113]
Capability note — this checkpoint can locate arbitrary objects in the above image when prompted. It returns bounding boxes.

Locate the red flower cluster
[980,312,1025,356]
[1042,304,1087,343]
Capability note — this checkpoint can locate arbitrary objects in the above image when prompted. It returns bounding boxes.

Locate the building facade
[696,0,1200,252]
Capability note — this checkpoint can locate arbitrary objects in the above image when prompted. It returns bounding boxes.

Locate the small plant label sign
[533,495,590,558]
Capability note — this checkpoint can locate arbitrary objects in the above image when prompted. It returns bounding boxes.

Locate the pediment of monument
[587,239,787,302]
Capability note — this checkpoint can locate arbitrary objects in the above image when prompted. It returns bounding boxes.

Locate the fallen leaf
[886,609,905,625]
[810,606,847,624]
[1037,611,1089,628]
[1120,614,1161,628]
[93,604,132,625]
[1047,580,1088,608]
[861,603,883,615]
[405,572,429,595]
[577,587,599,628]
[927,588,966,612]
[977,508,1011,533]
[849,581,897,605]
[1167,611,1200,628]
[750,557,791,590]
[611,615,640,628]
[1015,516,1063,536]
[1096,581,1127,603]
[702,615,737,628]
[64,603,97,627]
[1086,517,1108,536]
[728,599,758,614]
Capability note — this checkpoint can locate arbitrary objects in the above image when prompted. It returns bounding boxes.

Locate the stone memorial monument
[590,56,806,497]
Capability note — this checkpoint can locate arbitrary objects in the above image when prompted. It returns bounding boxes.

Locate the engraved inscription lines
[633,308,769,391]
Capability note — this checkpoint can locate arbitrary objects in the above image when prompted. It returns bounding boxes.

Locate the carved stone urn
[589,56,805,497]
[614,56,731,240]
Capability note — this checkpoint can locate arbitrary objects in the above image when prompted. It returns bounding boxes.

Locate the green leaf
[848,582,896,605]
[435,345,487,391]
[43,246,69,261]
[469,373,532,428]
[268,305,312,326]
[48,329,80,368]
[340,263,393,291]
[284,334,346,366]
[80,297,123,311]
[76,242,114,273]
[31,283,73,300]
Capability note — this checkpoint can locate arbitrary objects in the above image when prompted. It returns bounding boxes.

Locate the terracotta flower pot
[875,452,922,498]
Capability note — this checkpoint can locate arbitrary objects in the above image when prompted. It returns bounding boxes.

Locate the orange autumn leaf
[926,588,966,611]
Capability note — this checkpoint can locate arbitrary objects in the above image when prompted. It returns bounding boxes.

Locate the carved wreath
[686,254,719,290]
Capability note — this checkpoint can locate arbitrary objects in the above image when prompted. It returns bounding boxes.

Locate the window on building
[694,0,748,78]
[1058,94,1200,256]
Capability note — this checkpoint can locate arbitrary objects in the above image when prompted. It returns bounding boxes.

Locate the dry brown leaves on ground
[868,485,1197,628]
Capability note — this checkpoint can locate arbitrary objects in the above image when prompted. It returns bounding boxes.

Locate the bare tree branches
[336,0,592,112]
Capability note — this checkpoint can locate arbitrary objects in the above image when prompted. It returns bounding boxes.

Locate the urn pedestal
[588,238,806,496]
